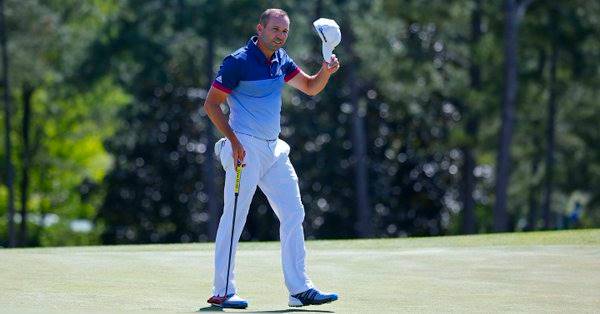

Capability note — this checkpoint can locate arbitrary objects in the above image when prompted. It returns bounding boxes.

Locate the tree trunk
[494,0,521,233]
[542,8,558,230]
[37,160,48,241]
[461,0,482,234]
[19,84,33,246]
[343,18,373,238]
[524,48,546,231]
[315,0,322,20]
[310,0,323,66]
[0,0,16,247]
[461,145,476,234]
[494,0,533,232]
[204,33,219,241]
[525,150,541,231]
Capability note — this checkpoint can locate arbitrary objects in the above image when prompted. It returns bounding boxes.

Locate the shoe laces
[295,288,320,300]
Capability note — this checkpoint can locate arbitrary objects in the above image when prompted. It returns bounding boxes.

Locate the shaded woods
[1,0,599,247]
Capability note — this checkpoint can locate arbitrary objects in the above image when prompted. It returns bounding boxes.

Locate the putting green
[1,229,599,313]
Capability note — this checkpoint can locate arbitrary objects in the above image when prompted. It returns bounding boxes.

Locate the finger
[238,151,245,165]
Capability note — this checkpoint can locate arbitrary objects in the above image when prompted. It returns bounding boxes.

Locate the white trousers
[212,133,314,296]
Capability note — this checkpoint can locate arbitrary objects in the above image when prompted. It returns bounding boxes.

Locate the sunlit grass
[1,229,598,313]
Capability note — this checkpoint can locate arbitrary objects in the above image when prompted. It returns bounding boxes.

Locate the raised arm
[286,55,340,96]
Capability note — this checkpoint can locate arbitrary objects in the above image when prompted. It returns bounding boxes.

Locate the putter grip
[234,165,243,193]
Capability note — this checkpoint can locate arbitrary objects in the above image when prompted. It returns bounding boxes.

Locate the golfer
[203,8,340,309]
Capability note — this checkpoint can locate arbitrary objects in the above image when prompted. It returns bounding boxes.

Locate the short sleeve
[212,56,240,94]
[282,54,301,82]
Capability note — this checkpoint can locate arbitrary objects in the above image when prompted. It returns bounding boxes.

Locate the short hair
[259,8,289,27]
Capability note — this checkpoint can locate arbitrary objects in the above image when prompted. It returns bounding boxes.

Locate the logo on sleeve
[216,76,223,83]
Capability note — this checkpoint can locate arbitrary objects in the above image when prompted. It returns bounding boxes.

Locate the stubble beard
[261,34,283,51]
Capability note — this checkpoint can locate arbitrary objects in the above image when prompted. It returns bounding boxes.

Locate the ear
[256,23,263,35]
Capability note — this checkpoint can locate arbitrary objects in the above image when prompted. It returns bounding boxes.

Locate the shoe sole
[211,304,248,309]
[288,297,337,307]
[208,302,248,309]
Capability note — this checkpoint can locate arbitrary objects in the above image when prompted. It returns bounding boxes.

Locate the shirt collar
[247,36,280,65]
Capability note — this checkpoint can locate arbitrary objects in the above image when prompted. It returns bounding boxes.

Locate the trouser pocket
[214,138,226,158]
[215,138,230,169]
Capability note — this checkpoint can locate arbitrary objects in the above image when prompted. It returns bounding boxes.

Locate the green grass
[1,229,599,313]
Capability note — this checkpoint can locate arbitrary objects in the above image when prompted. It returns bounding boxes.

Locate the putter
[223,159,243,300]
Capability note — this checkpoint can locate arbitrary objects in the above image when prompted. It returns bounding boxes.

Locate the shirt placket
[271,62,278,77]
[266,60,277,77]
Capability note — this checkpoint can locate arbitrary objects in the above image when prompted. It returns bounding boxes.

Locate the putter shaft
[224,163,243,298]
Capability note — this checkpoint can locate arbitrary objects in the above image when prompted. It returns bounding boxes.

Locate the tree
[493,0,533,232]
[191,0,221,241]
[0,0,15,247]
[341,4,374,238]
[460,0,483,234]
[0,0,125,247]
[19,83,33,244]
[540,6,558,229]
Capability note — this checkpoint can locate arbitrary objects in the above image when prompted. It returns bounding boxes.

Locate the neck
[256,38,275,59]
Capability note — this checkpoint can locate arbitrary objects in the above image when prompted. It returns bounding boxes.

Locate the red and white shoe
[207,294,248,309]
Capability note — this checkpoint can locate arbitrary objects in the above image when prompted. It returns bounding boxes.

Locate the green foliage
[2,0,599,246]
[0,0,128,246]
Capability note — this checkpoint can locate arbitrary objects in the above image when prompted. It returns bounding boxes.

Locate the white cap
[313,18,341,63]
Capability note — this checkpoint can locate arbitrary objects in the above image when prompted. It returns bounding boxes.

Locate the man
[203,8,340,309]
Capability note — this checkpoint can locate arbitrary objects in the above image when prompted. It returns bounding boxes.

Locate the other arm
[287,55,340,96]
[203,87,245,165]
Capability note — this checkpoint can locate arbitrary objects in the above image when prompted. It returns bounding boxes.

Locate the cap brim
[322,44,334,63]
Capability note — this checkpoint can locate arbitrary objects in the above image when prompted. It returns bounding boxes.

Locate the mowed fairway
[1,230,599,313]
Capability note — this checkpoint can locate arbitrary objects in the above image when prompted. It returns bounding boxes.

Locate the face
[257,15,290,51]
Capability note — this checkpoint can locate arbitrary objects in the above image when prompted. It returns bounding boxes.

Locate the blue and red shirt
[212,36,301,140]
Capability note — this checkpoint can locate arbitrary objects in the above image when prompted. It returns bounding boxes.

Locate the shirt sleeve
[282,54,301,83]
[212,56,240,94]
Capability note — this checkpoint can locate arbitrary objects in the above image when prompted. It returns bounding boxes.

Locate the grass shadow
[197,306,333,313]
[250,310,333,313]
[198,305,223,312]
